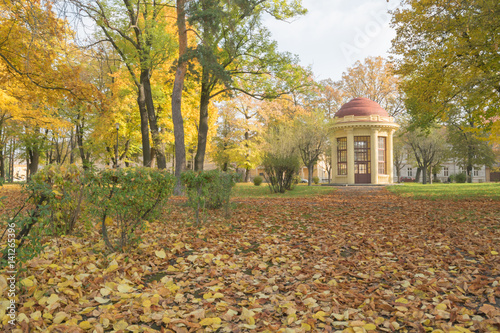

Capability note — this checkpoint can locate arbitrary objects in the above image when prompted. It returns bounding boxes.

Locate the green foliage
[181,170,237,226]
[253,176,263,186]
[31,164,86,235]
[86,168,175,252]
[263,153,300,193]
[450,173,467,183]
[312,176,320,185]
[0,164,86,266]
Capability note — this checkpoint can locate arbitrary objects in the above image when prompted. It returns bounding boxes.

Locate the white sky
[264,0,402,81]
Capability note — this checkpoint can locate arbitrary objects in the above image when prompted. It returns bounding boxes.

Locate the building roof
[335,97,389,118]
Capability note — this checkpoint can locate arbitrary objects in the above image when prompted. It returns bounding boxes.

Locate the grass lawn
[231,182,336,198]
[387,182,500,200]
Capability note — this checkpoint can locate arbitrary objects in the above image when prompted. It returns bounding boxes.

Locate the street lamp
[115,123,119,168]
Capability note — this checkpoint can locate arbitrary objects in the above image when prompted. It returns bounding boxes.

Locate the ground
[0,184,499,332]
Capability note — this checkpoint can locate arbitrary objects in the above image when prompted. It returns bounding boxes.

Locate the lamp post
[115,123,119,168]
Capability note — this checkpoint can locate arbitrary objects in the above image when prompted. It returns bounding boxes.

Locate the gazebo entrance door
[354,136,371,184]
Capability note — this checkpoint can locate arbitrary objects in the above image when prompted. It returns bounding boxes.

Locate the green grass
[232,182,336,198]
[387,182,500,200]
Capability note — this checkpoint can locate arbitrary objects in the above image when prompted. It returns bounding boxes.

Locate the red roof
[335,98,389,118]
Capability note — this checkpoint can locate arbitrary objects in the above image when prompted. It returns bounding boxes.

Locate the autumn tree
[391,0,500,130]
[295,112,327,186]
[70,0,178,169]
[404,127,448,184]
[337,57,404,118]
[185,0,309,171]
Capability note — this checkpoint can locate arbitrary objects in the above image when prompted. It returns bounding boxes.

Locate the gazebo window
[378,137,386,174]
[337,137,347,175]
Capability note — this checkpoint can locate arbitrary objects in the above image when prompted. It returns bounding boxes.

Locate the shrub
[86,168,175,252]
[263,153,300,193]
[312,176,320,184]
[253,176,263,186]
[452,173,467,183]
[1,164,85,265]
[182,170,237,226]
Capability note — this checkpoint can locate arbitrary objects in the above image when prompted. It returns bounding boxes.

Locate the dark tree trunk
[244,168,250,182]
[307,163,314,186]
[0,127,4,179]
[415,167,422,183]
[76,124,90,169]
[137,82,152,167]
[27,148,40,178]
[194,73,210,171]
[141,69,166,169]
[172,0,188,193]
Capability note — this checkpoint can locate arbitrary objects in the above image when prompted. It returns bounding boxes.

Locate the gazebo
[330,98,399,185]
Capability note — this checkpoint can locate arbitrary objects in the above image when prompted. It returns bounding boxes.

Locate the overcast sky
[263,0,402,82]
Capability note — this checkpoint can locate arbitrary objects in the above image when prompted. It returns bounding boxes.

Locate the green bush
[1,164,85,265]
[312,176,320,184]
[182,170,237,226]
[263,153,300,193]
[451,173,467,183]
[86,168,175,252]
[253,176,263,186]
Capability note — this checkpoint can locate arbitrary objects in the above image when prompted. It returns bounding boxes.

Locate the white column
[347,129,355,184]
[371,128,379,184]
[388,129,395,183]
[331,136,337,184]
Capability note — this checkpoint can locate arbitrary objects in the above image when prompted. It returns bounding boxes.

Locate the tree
[404,127,448,184]
[295,112,327,186]
[447,126,495,183]
[392,133,407,183]
[338,57,404,118]
[171,0,188,191]
[262,124,300,193]
[186,0,309,171]
[391,0,500,130]
[71,0,177,168]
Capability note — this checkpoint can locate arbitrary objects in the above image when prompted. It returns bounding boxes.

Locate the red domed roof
[335,98,389,118]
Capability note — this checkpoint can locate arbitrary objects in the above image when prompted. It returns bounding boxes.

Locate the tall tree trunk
[172,0,188,193]
[27,148,40,178]
[0,127,4,179]
[244,168,250,182]
[307,163,314,186]
[76,124,90,169]
[415,167,421,183]
[194,73,210,171]
[141,69,166,169]
[137,83,152,167]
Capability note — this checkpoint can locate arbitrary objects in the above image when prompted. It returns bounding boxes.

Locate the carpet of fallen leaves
[1,186,500,333]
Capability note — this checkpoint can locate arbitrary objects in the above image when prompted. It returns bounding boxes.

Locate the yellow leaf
[301,323,312,331]
[104,216,113,226]
[395,297,408,304]
[436,303,447,310]
[53,312,68,324]
[47,294,60,306]
[143,299,151,308]
[312,310,326,322]
[30,311,41,320]
[491,251,498,255]
[199,317,222,326]
[94,296,110,304]
[117,284,133,293]
[20,278,34,288]
[155,250,167,259]
[213,292,224,299]
[364,323,377,330]
[100,288,111,296]
[113,320,128,331]
[79,320,93,329]
[105,259,119,273]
